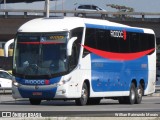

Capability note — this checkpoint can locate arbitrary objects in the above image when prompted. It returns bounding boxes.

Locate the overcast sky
[1,0,160,13]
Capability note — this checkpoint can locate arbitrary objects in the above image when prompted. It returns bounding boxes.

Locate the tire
[75,82,88,106]
[78,13,85,17]
[29,99,41,105]
[87,98,101,105]
[101,14,106,19]
[126,83,136,104]
[135,84,143,104]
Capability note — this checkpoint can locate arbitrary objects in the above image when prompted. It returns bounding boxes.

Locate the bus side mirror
[67,37,77,56]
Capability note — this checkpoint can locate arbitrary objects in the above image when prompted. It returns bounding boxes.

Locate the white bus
[12,17,156,105]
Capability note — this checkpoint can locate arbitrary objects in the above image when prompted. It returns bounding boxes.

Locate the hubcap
[137,88,142,98]
[131,89,135,100]
[81,88,87,102]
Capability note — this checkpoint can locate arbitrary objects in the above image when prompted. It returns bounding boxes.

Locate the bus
[12,17,156,105]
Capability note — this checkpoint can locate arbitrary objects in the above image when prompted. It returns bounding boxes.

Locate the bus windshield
[13,32,68,78]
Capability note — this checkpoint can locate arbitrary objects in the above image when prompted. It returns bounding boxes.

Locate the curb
[148,92,160,97]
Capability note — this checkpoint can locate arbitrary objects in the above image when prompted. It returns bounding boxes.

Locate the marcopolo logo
[110,30,126,40]
[25,80,46,85]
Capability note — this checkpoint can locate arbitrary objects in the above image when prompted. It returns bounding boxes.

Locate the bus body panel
[90,54,148,92]
[83,22,156,96]
[144,51,156,95]
[12,17,156,101]
[13,77,61,99]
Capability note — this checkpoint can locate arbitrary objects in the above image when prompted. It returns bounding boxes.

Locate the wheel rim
[81,87,88,103]
[137,88,142,98]
[78,14,83,17]
[131,89,135,100]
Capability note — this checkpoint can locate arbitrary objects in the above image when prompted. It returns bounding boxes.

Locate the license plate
[32,92,42,96]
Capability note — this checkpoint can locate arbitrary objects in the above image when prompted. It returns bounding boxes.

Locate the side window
[83,28,121,57]
[118,32,130,53]
[85,5,91,9]
[96,29,110,51]
[147,34,155,49]
[83,28,155,57]
[83,28,97,57]
[92,6,97,10]
[78,6,83,9]
[128,32,155,53]
[3,72,11,79]
[140,33,155,52]
[129,32,140,52]
[69,43,78,70]
[69,27,83,70]
[0,72,4,78]
[108,30,121,52]
[0,71,11,79]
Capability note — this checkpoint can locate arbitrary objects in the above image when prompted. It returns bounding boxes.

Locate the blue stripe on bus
[90,53,148,92]
[85,23,144,33]
[16,77,61,99]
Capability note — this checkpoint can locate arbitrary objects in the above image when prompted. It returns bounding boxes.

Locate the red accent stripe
[82,45,155,61]
[123,30,127,40]
[18,42,62,45]
[45,80,50,85]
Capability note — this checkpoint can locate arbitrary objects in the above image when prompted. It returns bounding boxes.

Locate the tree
[106,4,134,18]
[106,4,134,12]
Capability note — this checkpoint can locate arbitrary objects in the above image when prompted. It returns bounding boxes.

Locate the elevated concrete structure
[0,18,31,41]
[0,17,160,43]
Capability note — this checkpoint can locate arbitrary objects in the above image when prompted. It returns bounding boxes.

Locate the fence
[0,9,160,21]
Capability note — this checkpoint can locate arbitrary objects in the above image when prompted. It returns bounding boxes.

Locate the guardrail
[0,9,160,20]
[0,88,12,94]
[156,85,160,92]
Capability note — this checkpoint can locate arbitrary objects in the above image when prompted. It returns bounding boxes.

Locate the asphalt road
[0,94,160,117]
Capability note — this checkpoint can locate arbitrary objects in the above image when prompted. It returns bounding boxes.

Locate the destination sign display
[49,35,64,40]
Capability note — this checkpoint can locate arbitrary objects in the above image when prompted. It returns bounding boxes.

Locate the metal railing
[0,88,12,94]
[0,9,160,20]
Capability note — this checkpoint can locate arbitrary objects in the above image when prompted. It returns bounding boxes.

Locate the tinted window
[78,5,92,9]
[84,5,91,9]
[0,71,11,79]
[69,27,83,70]
[78,6,84,9]
[92,6,97,10]
[83,28,155,57]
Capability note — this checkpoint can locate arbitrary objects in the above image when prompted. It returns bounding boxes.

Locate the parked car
[0,70,12,89]
[75,5,107,19]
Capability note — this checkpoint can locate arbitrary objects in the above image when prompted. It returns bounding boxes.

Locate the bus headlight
[13,80,19,87]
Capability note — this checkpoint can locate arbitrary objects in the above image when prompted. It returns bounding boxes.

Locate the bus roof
[18,17,85,32]
[18,17,155,34]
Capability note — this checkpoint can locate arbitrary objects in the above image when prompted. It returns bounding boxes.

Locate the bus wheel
[29,99,41,105]
[75,82,88,106]
[135,84,143,104]
[127,83,136,104]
